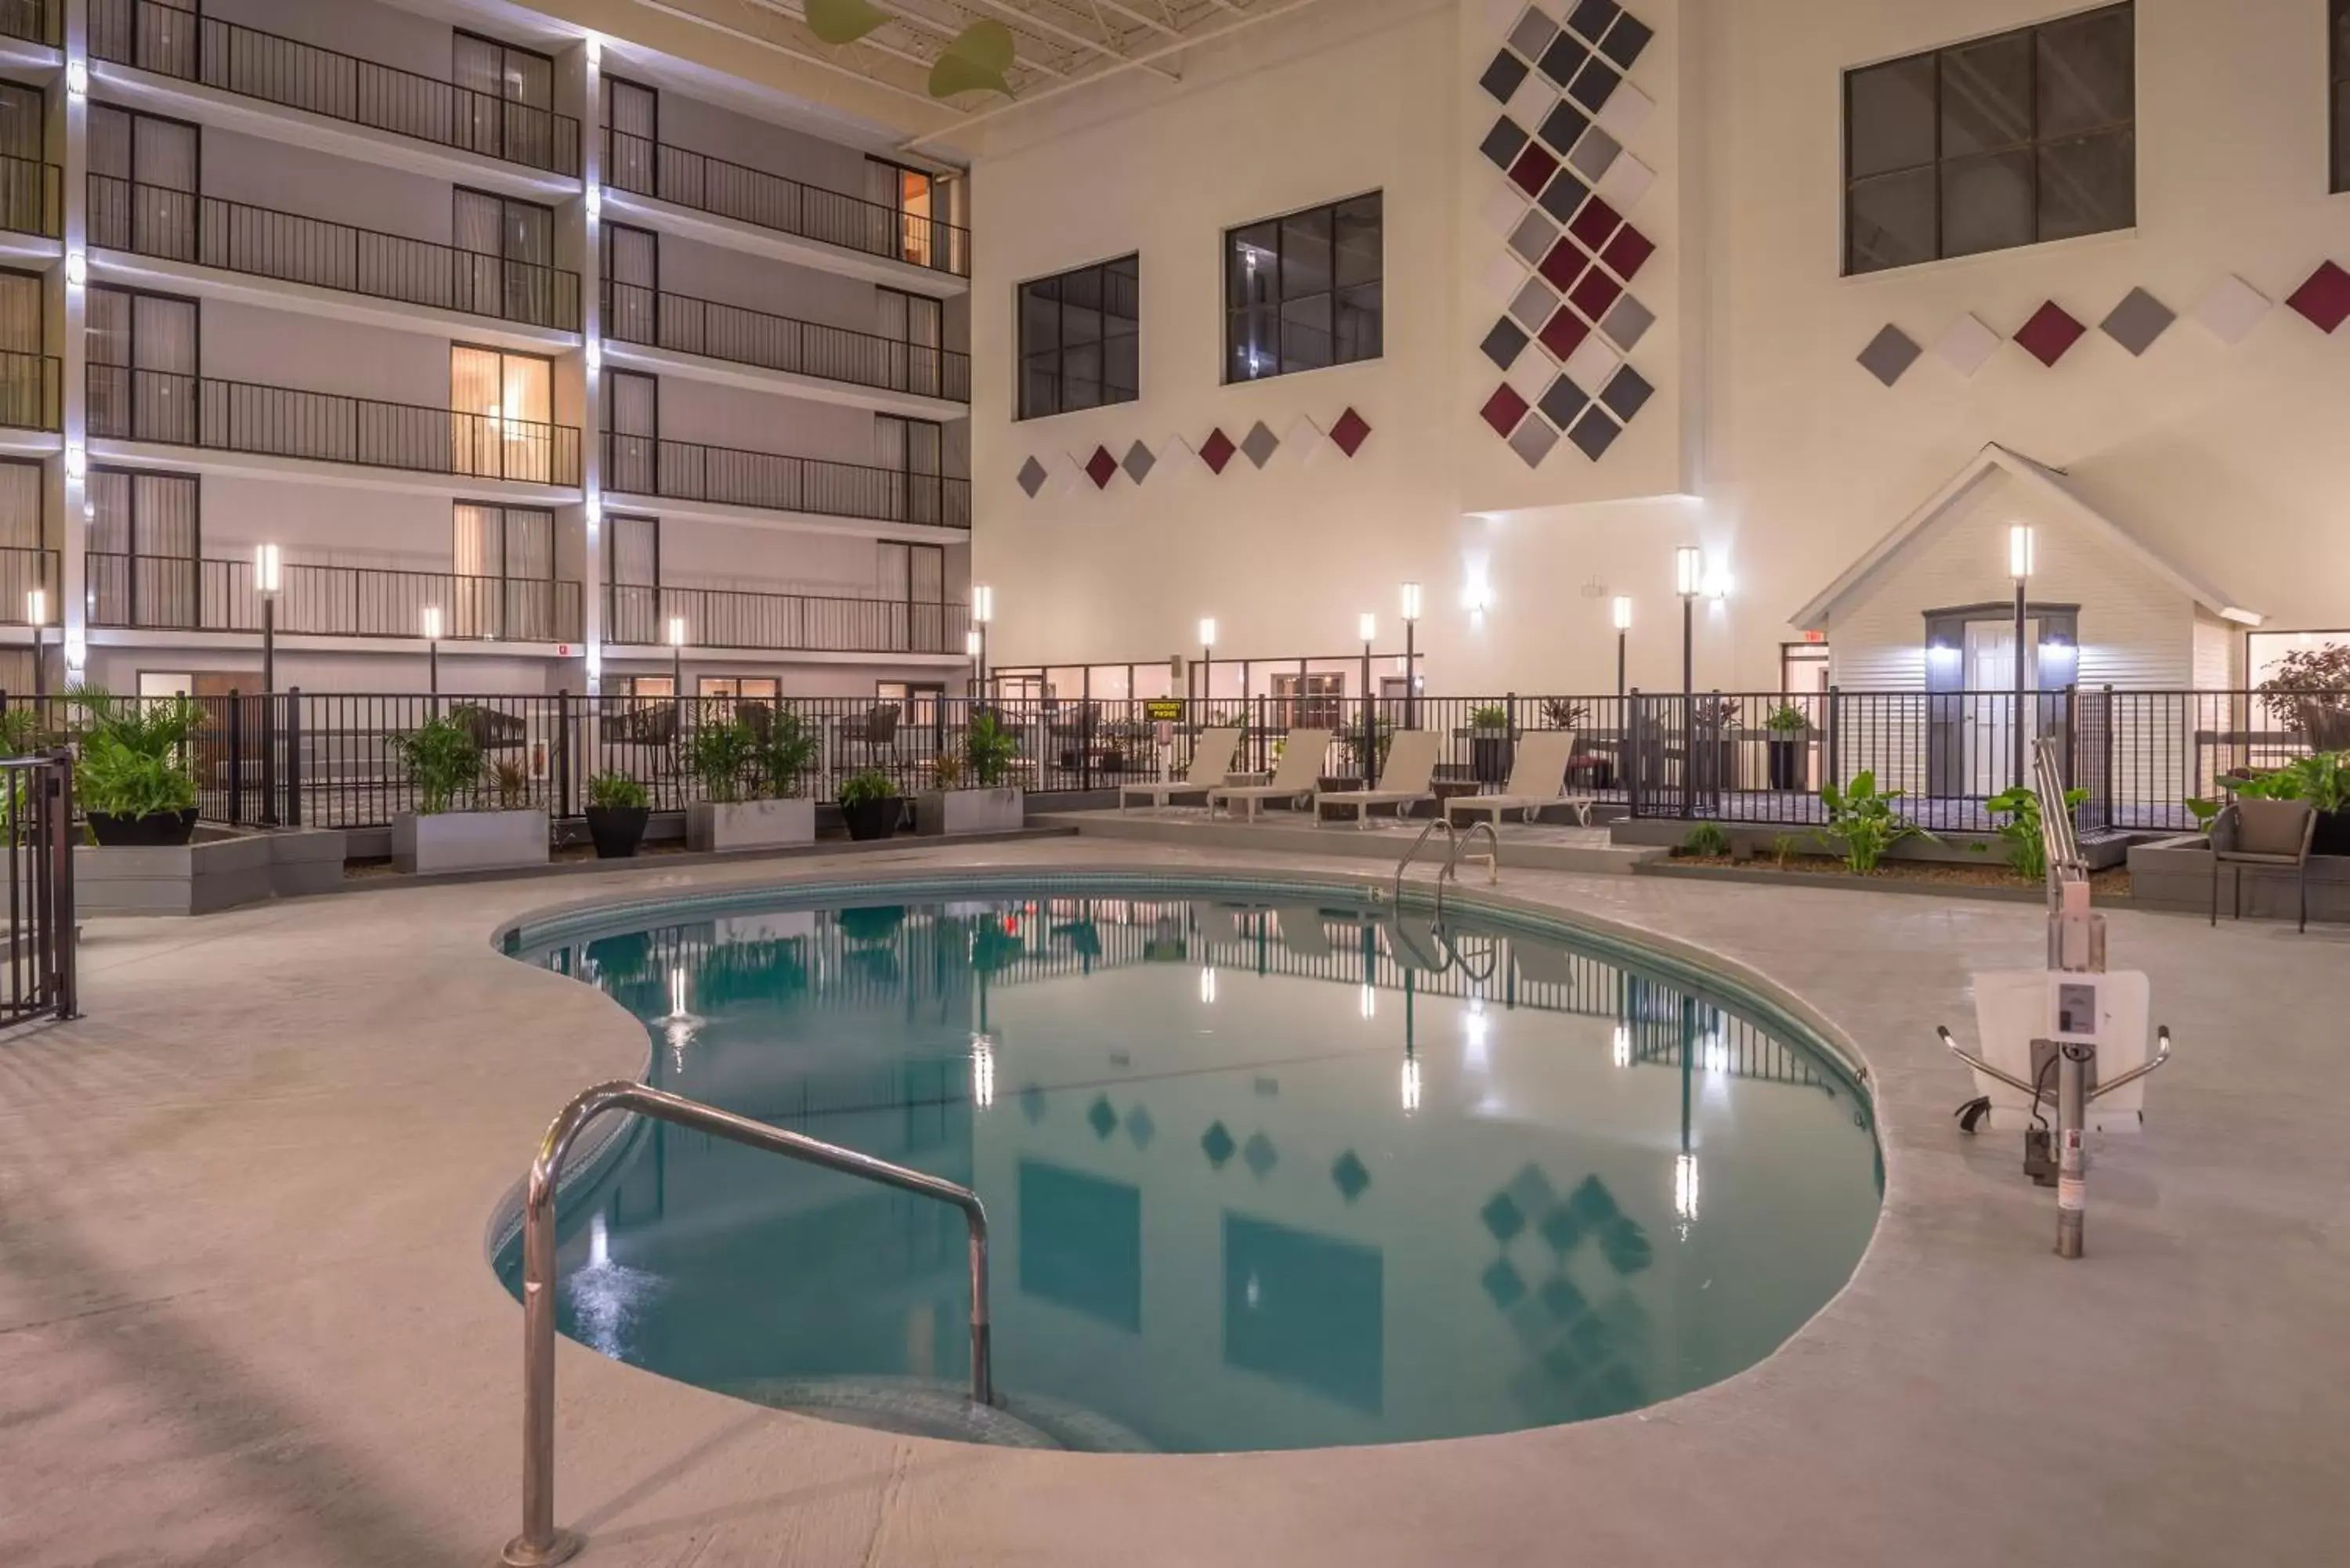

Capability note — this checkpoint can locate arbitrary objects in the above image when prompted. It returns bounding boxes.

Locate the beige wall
[966,0,2350,695]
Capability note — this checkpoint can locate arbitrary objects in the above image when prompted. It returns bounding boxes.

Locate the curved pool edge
[479,858,1893,1449]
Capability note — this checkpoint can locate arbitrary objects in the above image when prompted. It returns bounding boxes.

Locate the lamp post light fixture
[1197,616,1216,714]
[1399,581,1422,728]
[1611,594,1632,699]
[422,605,443,707]
[2008,524,2034,791]
[26,587,45,706]
[1358,612,1377,785]
[966,627,984,694]
[254,542,284,825]
[666,612,687,695]
[971,583,992,700]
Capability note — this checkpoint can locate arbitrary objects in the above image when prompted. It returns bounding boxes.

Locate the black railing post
[284,687,302,827]
[1627,689,1644,815]
[555,688,573,820]
[47,751,75,1020]
[1825,685,1842,794]
[226,688,243,826]
[2102,685,2116,835]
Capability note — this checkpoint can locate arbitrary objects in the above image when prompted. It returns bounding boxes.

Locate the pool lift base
[1939,740,2175,1260]
[502,1527,584,1567]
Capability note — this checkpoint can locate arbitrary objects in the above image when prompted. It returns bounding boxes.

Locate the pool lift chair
[1939,739,2175,1259]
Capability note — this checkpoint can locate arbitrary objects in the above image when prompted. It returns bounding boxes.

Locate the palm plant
[963,710,1018,789]
[685,717,758,804]
[70,688,203,821]
[389,713,483,815]
[756,707,819,799]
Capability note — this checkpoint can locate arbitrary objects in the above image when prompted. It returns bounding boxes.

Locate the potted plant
[837,767,903,841]
[1467,703,1513,785]
[72,690,201,846]
[685,709,819,852]
[1764,703,1810,790]
[1687,696,1740,797]
[2235,750,2350,856]
[917,710,1025,834]
[388,712,548,873]
[584,771,651,859]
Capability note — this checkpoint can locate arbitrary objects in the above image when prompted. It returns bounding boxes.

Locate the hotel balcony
[602,432,970,534]
[0,152,60,249]
[602,281,967,417]
[89,368,584,493]
[0,349,60,434]
[90,0,581,190]
[0,1,57,51]
[89,177,580,345]
[606,583,970,656]
[0,544,56,622]
[602,128,968,291]
[86,553,582,644]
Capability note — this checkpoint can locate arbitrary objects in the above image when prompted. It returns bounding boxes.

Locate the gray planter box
[2127,836,2350,923]
[687,797,816,852]
[916,788,1024,836]
[77,827,350,916]
[392,809,548,875]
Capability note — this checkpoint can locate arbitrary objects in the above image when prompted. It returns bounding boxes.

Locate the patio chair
[1316,730,1443,829]
[1206,728,1333,821]
[843,703,900,768]
[1119,728,1242,813]
[1444,730,1593,827]
[2211,797,2317,932]
[1275,905,1333,958]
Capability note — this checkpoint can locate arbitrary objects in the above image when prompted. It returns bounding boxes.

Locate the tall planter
[86,807,198,847]
[841,796,904,842]
[584,805,649,859]
[1766,735,1806,790]
[2315,810,2350,859]
[689,797,815,853]
[392,809,548,874]
[916,788,1025,836]
[1470,730,1514,786]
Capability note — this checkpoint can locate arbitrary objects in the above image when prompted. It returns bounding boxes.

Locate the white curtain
[0,458,38,548]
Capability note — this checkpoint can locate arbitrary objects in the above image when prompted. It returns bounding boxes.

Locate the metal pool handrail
[501,1080,992,1568]
[1391,816,1499,917]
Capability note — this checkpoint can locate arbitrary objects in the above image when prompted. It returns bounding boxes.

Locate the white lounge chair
[1444,730,1593,827]
[1119,728,1242,813]
[1207,728,1333,821]
[1317,729,1442,829]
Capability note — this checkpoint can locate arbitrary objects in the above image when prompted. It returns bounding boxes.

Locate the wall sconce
[583,187,600,221]
[63,444,85,479]
[67,60,87,98]
[63,251,85,287]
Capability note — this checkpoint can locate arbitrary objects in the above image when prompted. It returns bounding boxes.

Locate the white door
[1964,619,2038,794]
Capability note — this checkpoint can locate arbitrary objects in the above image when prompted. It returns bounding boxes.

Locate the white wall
[965,0,2350,695]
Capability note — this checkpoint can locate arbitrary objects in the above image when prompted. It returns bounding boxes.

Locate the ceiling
[626,0,1326,152]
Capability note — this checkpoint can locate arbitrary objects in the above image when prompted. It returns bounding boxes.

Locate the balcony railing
[0,349,59,431]
[90,367,584,488]
[0,0,59,49]
[89,175,581,332]
[606,583,969,653]
[604,128,968,278]
[0,153,60,239]
[85,553,581,642]
[604,280,968,403]
[0,545,55,620]
[91,0,581,178]
[602,432,970,529]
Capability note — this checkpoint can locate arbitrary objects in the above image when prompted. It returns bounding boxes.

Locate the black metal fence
[606,583,966,654]
[0,152,60,240]
[85,555,582,643]
[0,349,59,432]
[604,128,969,277]
[88,176,582,331]
[603,280,968,402]
[92,0,582,176]
[602,432,969,529]
[0,751,74,1024]
[88,367,583,487]
[1618,686,2349,836]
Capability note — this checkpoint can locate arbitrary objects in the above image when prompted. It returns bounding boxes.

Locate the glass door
[604,369,658,495]
[874,415,943,526]
[450,345,553,482]
[606,78,657,196]
[603,222,658,345]
[606,514,658,645]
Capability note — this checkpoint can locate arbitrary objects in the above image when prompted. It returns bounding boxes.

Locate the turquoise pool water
[496,877,1880,1453]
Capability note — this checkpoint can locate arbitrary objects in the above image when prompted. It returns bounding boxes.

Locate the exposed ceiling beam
[1086,0,1184,45]
[742,0,1072,81]
[634,0,949,109]
[960,0,1177,78]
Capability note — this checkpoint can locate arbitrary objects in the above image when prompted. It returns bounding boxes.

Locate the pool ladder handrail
[1391,816,1500,919]
[501,1080,992,1568]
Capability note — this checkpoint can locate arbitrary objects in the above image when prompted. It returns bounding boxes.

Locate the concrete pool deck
[1,839,2345,1566]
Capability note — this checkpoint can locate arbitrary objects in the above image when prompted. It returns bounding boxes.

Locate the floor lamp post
[966,628,983,695]
[257,543,282,826]
[1399,582,1421,730]
[1196,616,1215,718]
[1358,612,1377,785]
[26,587,45,712]
[1675,547,1701,819]
[2008,525,2034,793]
[422,605,443,715]
[1612,594,1632,699]
[971,583,992,703]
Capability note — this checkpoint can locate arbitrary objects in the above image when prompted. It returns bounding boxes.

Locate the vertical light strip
[59,0,89,677]
[568,34,605,693]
